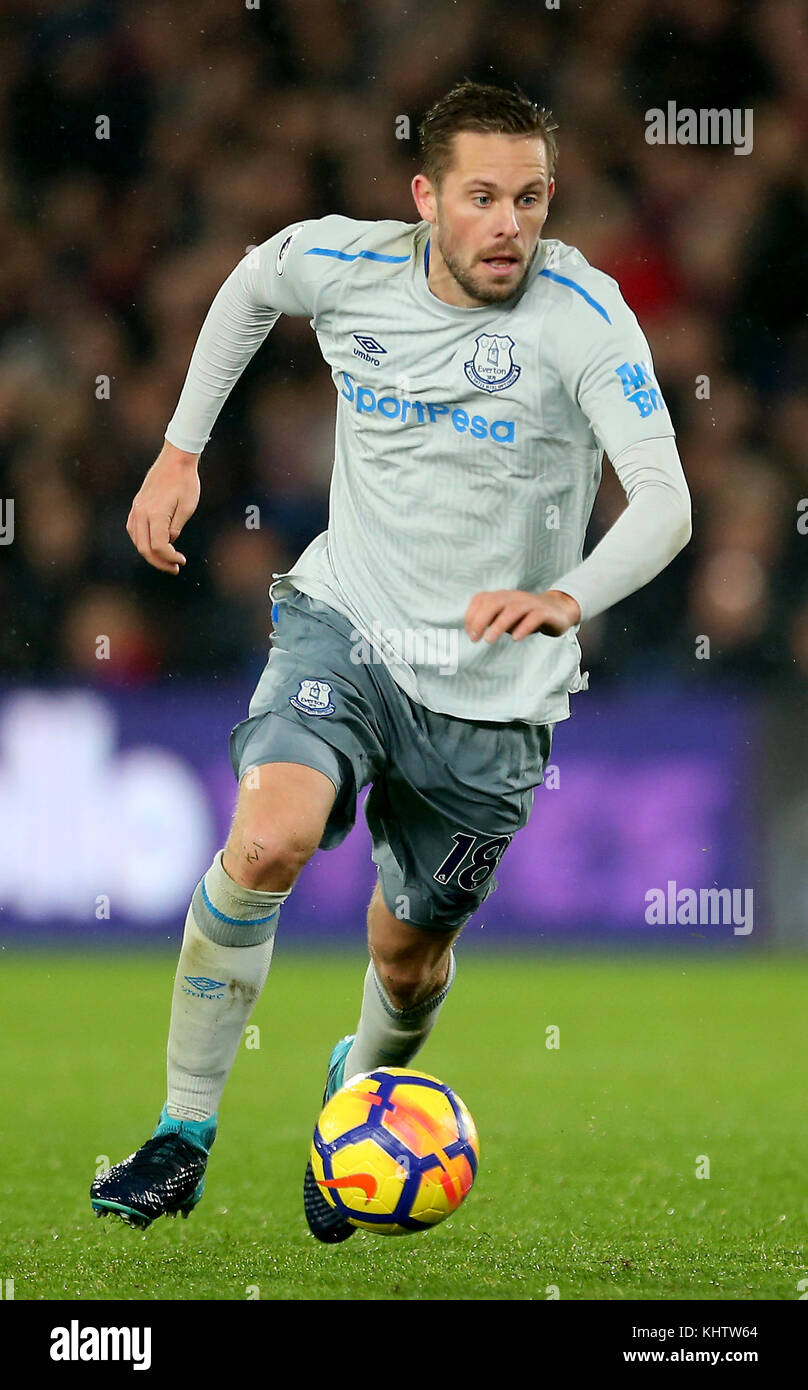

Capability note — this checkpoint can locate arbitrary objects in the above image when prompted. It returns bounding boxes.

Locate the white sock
[342,952,457,1080]
[166,851,288,1122]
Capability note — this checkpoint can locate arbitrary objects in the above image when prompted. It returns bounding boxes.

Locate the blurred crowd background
[1,0,806,692]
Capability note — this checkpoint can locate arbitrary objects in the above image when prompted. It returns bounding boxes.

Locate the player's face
[413,132,554,308]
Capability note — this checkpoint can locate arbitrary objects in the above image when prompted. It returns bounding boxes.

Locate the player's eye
[472,193,540,207]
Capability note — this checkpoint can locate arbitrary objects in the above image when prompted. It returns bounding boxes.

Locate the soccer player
[91,81,691,1240]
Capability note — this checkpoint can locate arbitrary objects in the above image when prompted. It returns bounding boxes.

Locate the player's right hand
[126,441,201,574]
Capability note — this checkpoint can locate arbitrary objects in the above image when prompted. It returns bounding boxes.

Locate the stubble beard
[437,232,537,306]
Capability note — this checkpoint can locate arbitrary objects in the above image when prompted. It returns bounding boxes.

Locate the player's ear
[412,172,437,224]
[547,177,556,204]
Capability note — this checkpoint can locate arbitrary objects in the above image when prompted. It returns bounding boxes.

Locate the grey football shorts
[229,589,553,932]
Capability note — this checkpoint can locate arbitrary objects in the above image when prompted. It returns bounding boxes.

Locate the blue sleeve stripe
[305,247,411,264]
[538,267,611,323]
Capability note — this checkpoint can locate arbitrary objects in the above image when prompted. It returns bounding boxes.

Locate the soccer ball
[310,1067,479,1235]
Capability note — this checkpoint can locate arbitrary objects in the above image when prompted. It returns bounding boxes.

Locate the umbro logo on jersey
[353,333,386,353]
[353,333,386,366]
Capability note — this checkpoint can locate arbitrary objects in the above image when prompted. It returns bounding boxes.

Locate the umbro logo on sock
[183,975,226,999]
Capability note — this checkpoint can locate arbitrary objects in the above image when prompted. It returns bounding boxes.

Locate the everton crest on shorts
[290,678,336,717]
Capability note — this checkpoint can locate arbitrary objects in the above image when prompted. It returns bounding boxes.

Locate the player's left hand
[465,589,582,643]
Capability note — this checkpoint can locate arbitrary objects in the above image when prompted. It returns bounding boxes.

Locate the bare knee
[223,761,335,891]
[223,823,319,891]
[367,886,456,1009]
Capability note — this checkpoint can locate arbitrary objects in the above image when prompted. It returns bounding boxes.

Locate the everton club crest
[464,334,521,393]
[290,678,336,717]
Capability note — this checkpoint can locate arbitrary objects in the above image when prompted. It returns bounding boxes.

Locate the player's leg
[303,883,460,1244]
[164,760,338,1127]
[331,699,554,1094]
[367,879,458,1007]
[91,759,335,1228]
[336,881,460,1082]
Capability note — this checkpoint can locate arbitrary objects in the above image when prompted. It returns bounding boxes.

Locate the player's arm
[544,434,691,624]
[126,221,323,573]
[547,294,692,625]
[467,280,691,642]
[466,445,690,643]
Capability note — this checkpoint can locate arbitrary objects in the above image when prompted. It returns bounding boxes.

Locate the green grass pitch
[1,950,805,1301]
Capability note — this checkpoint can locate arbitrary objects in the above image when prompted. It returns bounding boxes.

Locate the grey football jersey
[165,215,679,723]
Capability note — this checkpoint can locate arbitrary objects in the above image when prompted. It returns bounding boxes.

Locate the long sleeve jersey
[165,215,691,723]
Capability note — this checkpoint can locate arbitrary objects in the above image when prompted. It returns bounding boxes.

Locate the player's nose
[491,203,521,239]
